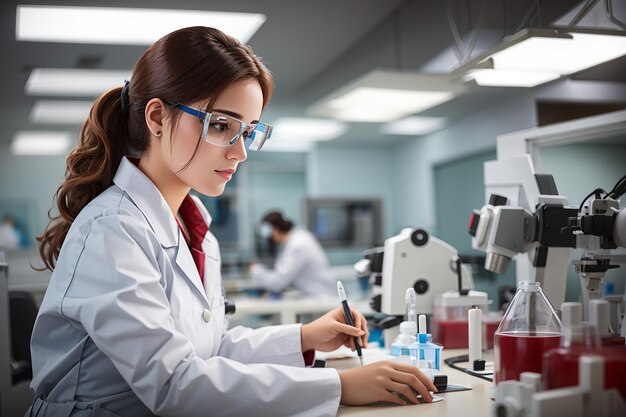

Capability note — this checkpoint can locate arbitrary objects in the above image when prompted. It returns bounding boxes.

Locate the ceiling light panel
[11,131,72,155]
[489,32,626,75]
[326,87,454,122]
[451,29,626,88]
[270,118,347,141]
[381,116,447,135]
[308,70,467,122]
[30,100,93,124]
[16,5,266,45]
[465,69,560,87]
[25,69,131,96]
[261,140,314,153]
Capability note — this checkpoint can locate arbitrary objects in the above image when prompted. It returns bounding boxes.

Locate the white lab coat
[251,228,335,296]
[28,157,341,417]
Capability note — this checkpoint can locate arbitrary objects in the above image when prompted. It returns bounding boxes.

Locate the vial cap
[561,302,582,327]
[400,320,417,335]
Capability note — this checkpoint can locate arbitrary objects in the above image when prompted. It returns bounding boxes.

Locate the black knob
[489,194,508,206]
[224,300,236,315]
[370,294,382,312]
[414,279,429,295]
[411,229,429,246]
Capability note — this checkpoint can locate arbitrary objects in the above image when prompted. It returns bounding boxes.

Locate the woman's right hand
[338,361,438,406]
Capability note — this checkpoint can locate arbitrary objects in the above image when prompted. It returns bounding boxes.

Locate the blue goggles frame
[163,99,272,151]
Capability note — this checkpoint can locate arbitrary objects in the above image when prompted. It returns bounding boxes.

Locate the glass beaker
[493,281,562,384]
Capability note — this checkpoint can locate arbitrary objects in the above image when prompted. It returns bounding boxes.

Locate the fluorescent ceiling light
[308,70,467,122]
[452,29,626,88]
[270,118,347,142]
[326,88,454,122]
[16,5,265,45]
[30,100,93,124]
[11,131,72,155]
[25,69,131,96]
[465,69,560,87]
[262,140,314,153]
[489,33,626,75]
[381,116,447,135]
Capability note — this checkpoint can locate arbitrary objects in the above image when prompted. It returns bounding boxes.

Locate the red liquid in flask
[543,345,626,400]
[494,332,561,384]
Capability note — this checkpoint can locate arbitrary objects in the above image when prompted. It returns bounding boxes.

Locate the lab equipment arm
[62,214,341,417]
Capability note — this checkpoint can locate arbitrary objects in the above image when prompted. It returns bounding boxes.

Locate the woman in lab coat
[28,26,436,417]
[251,211,335,296]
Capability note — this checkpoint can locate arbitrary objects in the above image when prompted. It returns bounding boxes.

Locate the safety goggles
[163,100,272,151]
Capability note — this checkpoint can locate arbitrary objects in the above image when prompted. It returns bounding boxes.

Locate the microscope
[483,182,626,417]
[468,152,626,336]
[354,227,483,348]
[567,185,626,327]
[468,154,573,310]
[469,112,626,417]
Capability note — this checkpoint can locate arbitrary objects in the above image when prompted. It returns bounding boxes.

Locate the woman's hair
[263,211,293,233]
[37,26,273,271]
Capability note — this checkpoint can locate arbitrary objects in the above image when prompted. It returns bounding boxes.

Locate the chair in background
[9,291,38,384]
[1,253,36,416]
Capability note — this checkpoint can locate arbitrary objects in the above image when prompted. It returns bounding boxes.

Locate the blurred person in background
[251,211,335,297]
[0,214,21,249]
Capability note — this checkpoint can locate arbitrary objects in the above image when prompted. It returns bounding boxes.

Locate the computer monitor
[303,198,382,247]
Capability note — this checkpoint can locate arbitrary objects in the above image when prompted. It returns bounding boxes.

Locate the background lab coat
[28,157,341,417]
[251,227,335,296]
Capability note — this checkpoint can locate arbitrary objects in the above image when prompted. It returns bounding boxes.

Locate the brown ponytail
[263,211,294,233]
[36,87,134,271]
[37,26,273,271]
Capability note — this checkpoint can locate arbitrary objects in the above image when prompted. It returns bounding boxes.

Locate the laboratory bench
[328,348,494,417]
[228,291,375,325]
[4,250,50,292]
[229,294,341,324]
[225,264,369,324]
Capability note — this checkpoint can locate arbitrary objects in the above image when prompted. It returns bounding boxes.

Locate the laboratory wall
[307,142,395,264]
[246,165,306,229]
[0,150,68,247]
[538,142,626,206]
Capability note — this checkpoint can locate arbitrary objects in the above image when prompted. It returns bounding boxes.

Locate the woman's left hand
[301,307,369,352]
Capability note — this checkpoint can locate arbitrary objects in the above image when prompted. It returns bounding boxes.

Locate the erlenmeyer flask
[494,281,562,384]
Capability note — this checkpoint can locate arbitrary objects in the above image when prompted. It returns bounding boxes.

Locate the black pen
[336,281,364,366]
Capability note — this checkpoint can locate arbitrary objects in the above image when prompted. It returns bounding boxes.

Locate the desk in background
[222,265,360,295]
[328,348,494,417]
[229,294,374,325]
[226,265,370,325]
[231,295,340,324]
[1,252,36,415]
[4,250,50,308]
